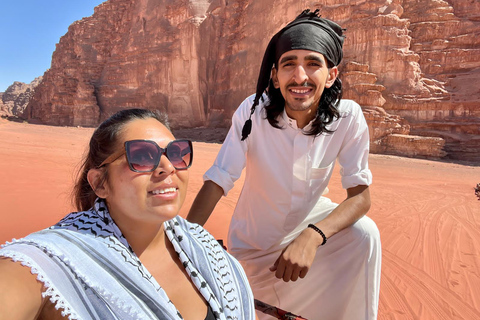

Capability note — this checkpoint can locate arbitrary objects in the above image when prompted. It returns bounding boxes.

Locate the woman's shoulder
[0,256,43,291]
[0,257,45,319]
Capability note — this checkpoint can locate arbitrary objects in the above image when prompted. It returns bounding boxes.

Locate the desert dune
[0,119,479,319]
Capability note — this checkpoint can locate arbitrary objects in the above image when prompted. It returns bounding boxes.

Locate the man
[187,9,381,320]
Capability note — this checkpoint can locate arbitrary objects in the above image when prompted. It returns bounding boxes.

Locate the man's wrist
[307,224,327,246]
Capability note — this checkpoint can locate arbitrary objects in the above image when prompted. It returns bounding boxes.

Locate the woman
[0,109,256,320]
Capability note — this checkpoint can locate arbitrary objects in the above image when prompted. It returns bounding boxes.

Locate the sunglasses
[99,139,193,172]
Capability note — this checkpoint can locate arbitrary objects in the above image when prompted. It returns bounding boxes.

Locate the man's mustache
[286,81,316,89]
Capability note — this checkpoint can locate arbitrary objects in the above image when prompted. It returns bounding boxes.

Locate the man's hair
[263,75,342,136]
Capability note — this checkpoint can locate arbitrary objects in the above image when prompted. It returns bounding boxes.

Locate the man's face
[272,50,338,121]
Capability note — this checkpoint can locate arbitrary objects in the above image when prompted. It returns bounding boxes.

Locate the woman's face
[100,118,189,230]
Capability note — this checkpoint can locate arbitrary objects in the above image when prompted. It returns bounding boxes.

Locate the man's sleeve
[203,95,255,196]
[337,101,373,189]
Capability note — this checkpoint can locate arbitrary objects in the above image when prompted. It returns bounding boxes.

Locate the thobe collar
[281,108,315,133]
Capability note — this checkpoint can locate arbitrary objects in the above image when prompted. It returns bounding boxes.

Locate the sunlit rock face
[23,0,480,161]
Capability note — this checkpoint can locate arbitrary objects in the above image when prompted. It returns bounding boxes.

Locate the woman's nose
[154,153,176,176]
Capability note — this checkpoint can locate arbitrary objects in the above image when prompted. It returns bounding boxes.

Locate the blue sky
[0,0,106,92]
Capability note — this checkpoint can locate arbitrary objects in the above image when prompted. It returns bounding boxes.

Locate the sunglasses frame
[99,139,193,172]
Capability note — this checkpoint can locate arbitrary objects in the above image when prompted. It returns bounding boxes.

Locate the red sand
[1,119,479,319]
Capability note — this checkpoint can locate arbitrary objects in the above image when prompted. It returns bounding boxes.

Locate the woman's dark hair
[73,108,169,211]
[264,65,342,136]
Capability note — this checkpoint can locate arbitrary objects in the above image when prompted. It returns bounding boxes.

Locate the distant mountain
[0,77,42,119]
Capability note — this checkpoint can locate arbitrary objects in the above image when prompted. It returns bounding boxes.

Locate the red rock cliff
[24,0,480,161]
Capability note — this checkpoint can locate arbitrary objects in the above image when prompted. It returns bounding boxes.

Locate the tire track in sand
[382,250,480,319]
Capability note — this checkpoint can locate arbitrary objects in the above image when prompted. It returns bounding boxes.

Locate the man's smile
[290,88,312,94]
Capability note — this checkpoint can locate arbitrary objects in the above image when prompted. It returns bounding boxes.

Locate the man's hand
[269,227,324,282]
[269,185,371,282]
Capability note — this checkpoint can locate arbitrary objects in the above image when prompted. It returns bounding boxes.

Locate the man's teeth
[291,88,310,93]
[151,188,176,194]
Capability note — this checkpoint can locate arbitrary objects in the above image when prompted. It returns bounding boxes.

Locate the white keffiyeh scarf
[0,199,255,320]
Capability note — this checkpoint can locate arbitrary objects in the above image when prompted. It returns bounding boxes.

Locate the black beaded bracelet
[308,224,327,246]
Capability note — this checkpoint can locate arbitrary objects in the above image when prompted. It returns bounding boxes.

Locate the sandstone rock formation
[0,77,42,118]
[20,0,479,161]
[342,61,447,159]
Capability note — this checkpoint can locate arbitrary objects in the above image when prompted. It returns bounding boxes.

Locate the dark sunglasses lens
[167,140,192,169]
[126,141,159,172]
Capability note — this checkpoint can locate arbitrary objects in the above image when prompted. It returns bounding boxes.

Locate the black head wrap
[241,9,345,141]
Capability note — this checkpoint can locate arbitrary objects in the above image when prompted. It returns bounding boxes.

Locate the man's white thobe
[205,94,381,320]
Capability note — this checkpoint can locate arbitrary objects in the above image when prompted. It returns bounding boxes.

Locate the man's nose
[293,65,308,83]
